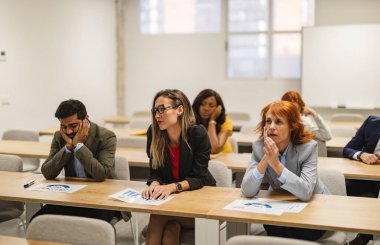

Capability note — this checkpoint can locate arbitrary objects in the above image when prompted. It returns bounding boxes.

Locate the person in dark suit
[142,89,216,245]
[33,99,117,222]
[343,115,380,245]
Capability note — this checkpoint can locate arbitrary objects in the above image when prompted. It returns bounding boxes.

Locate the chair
[129,119,151,130]
[227,235,320,245]
[330,113,365,122]
[117,136,147,149]
[0,154,25,229]
[228,137,238,153]
[133,111,151,118]
[111,156,137,244]
[26,214,116,245]
[2,130,40,172]
[250,169,349,245]
[329,125,356,137]
[315,139,327,157]
[228,112,251,122]
[239,124,255,134]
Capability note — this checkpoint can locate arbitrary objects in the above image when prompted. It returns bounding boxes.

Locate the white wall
[124,0,299,123]
[0,0,116,136]
[124,0,380,122]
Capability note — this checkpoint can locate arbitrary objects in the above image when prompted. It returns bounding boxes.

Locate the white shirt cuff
[353,151,361,161]
[252,168,264,180]
[278,168,289,184]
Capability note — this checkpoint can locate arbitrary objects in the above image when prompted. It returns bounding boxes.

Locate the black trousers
[346,179,380,197]
[264,225,326,241]
[30,204,116,223]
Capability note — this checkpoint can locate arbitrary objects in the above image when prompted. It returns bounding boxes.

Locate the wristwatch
[176,182,183,193]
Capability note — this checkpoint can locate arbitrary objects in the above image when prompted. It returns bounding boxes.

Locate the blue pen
[24,180,35,188]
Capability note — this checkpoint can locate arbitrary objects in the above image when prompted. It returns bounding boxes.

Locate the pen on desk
[24,180,35,188]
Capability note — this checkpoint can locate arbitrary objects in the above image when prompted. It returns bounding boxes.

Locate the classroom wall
[0,0,116,136]
[124,0,380,122]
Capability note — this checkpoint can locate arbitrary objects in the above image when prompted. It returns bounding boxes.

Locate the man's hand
[73,119,89,146]
[60,128,73,150]
[360,152,380,165]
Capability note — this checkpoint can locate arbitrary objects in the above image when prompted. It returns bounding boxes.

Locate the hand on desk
[360,153,380,165]
[142,182,175,200]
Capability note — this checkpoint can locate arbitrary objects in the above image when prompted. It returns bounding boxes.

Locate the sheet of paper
[223,198,308,216]
[110,188,173,206]
[27,183,87,193]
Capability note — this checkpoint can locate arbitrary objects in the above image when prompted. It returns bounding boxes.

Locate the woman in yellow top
[192,89,233,153]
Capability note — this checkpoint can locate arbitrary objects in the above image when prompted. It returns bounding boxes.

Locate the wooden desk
[39,127,147,137]
[0,235,68,245]
[232,133,351,153]
[326,121,362,130]
[0,140,148,168]
[0,172,379,245]
[104,115,133,124]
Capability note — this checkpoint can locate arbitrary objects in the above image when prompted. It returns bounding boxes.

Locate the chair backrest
[330,113,365,122]
[132,111,151,118]
[2,129,40,172]
[229,137,238,153]
[239,124,256,134]
[228,112,251,121]
[315,139,327,157]
[318,169,346,196]
[129,119,151,129]
[0,154,23,172]
[329,125,357,137]
[26,214,116,245]
[117,136,147,149]
[208,160,232,187]
[227,235,320,245]
[2,129,39,141]
[114,155,130,180]
[0,154,24,222]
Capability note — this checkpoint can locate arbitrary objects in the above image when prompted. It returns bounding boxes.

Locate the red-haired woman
[241,101,329,241]
[281,91,332,142]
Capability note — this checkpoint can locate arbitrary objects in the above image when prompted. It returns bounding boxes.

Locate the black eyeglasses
[151,104,179,116]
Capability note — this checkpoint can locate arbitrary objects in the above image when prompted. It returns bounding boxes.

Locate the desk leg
[25,202,42,227]
[195,218,223,245]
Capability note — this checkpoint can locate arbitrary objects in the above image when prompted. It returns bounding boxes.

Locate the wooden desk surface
[103,115,133,124]
[0,172,379,235]
[326,120,362,130]
[0,140,148,167]
[39,127,147,137]
[207,188,380,235]
[232,132,351,150]
[0,235,68,245]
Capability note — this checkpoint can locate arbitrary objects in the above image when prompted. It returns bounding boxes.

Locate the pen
[24,180,35,188]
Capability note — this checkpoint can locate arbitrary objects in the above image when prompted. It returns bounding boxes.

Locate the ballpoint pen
[24,180,35,188]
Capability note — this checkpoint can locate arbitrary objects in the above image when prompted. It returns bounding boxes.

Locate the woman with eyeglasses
[192,89,233,154]
[142,89,216,245]
[241,101,329,241]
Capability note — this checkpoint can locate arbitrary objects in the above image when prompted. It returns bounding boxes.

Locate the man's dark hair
[55,99,87,119]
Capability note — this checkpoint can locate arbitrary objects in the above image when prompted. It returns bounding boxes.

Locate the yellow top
[220,116,234,153]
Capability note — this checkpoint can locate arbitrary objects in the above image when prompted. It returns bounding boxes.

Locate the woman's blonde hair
[150,89,195,169]
[256,101,315,145]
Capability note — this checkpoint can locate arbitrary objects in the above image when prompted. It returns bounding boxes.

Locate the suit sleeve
[41,132,72,180]
[185,126,212,190]
[146,125,164,185]
[74,130,116,182]
[343,116,369,159]
[241,140,264,197]
[281,142,318,201]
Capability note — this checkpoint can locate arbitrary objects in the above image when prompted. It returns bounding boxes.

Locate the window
[228,0,314,79]
[140,0,221,34]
